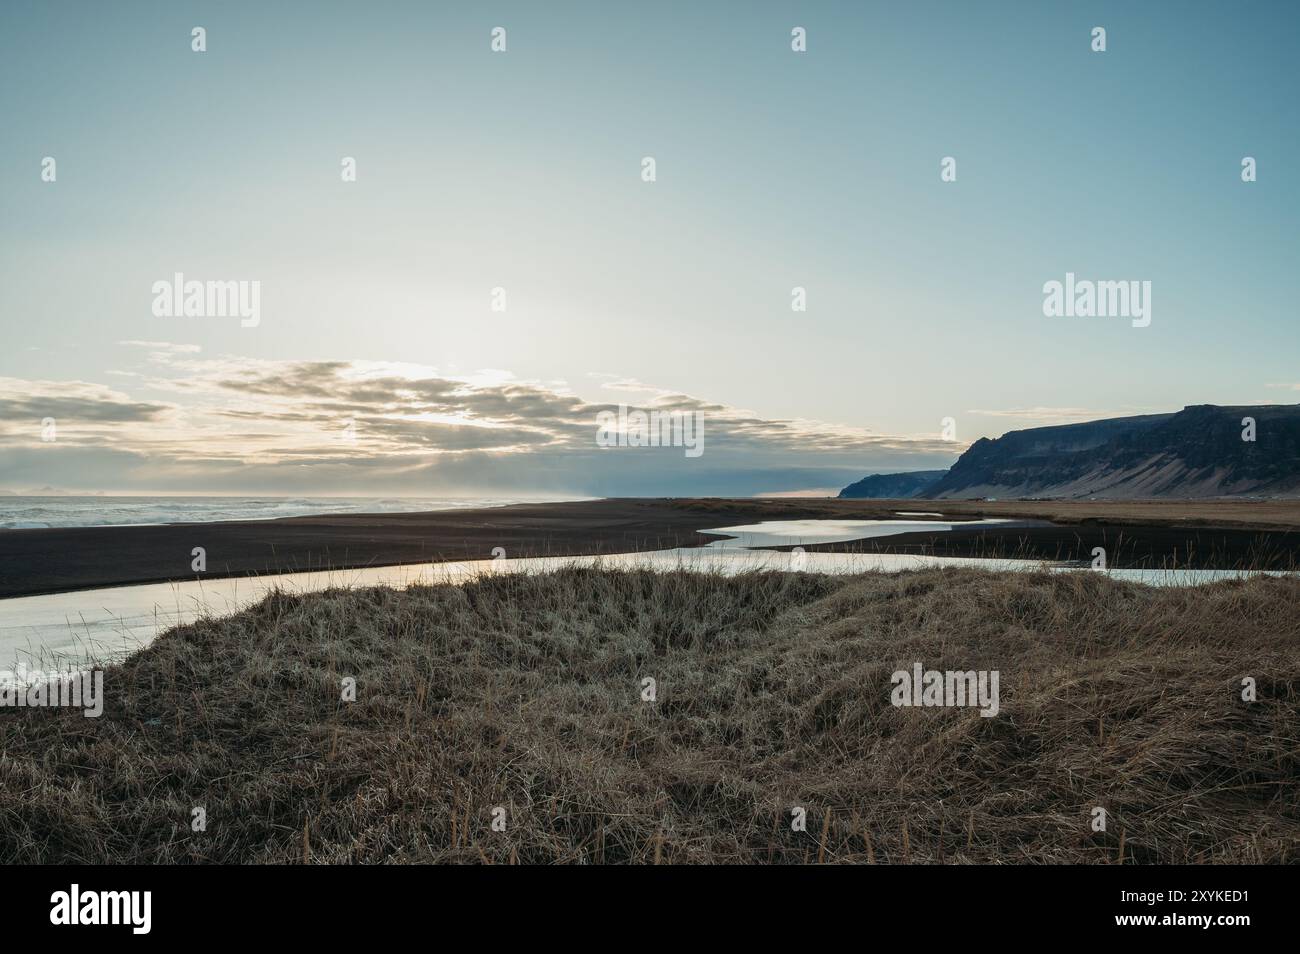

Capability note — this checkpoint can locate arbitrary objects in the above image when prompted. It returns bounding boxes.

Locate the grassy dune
[3,567,1298,864]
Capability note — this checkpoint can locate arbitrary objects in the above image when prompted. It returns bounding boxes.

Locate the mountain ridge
[838,405,1300,499]
[838,470,948,499]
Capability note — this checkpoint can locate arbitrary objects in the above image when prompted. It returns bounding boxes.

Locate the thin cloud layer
[0,353,963,495]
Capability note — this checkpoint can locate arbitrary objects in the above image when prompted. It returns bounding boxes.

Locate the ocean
[0,496,575,530]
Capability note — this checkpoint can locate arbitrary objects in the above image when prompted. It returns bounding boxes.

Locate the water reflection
[699,517,1025,549]
[2,520,1293,674]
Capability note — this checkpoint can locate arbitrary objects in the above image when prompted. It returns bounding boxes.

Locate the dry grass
[2,566,1298,864]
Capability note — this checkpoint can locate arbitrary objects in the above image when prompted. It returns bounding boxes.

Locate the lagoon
[1,518,1292,676]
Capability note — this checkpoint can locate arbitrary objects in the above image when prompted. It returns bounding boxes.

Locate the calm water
[699,517,1027,548]
[1,518,1292,676]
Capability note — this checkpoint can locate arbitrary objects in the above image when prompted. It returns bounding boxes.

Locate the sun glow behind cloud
[0,346,963,496]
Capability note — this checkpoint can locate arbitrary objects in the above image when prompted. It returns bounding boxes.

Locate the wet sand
[1,496,1298,598]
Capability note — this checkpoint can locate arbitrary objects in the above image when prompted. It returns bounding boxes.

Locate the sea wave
[0,496,572,530]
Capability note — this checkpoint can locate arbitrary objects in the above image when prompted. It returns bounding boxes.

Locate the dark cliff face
[920,405,1300,499]
[838,470,948,499]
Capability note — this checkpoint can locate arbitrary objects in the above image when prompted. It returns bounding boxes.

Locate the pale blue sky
[1,1,1296,495]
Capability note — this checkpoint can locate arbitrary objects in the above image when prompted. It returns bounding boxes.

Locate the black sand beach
[2,497,1298,598]
[0,499,721,598]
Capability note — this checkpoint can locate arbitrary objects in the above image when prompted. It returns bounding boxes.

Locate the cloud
[0,357,961,495]
[0,378,172,434]
[118,341,203,354]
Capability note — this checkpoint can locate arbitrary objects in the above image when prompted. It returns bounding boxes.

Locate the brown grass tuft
[2,566,1298,863]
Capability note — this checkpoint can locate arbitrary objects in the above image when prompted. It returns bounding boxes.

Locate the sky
[1,0,1297,496]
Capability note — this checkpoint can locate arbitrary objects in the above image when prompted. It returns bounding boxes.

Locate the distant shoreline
[1,497,1298,599]
[0,494,587,530]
